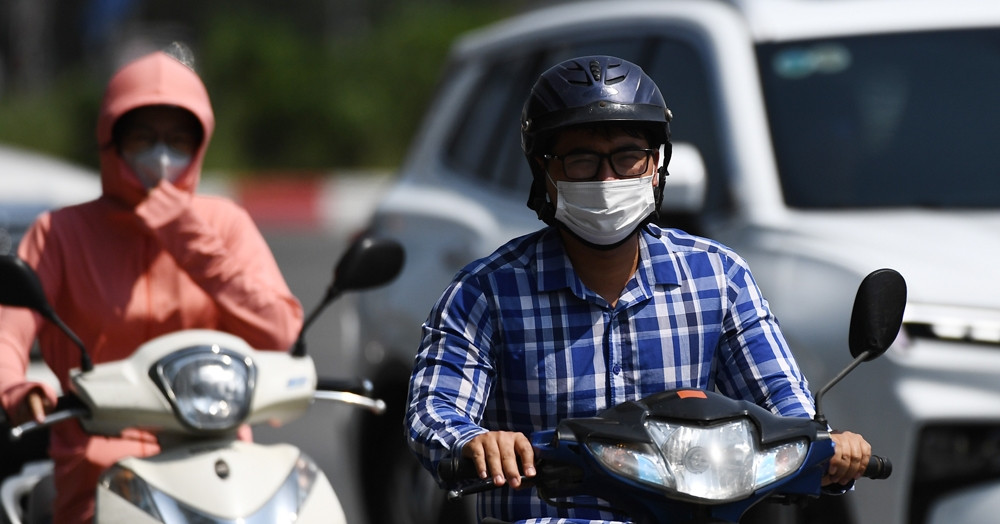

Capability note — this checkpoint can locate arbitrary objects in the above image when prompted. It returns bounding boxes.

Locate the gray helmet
[521,56,673,222]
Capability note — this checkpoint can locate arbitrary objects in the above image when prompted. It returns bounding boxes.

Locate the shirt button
[612,364,622,375]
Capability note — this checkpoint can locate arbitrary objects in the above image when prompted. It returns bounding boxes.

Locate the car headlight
[153,345,255,431]
[587,418,807,502]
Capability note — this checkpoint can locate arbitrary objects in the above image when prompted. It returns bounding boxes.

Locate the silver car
[355,1,1000,523]
[0,144,101,256]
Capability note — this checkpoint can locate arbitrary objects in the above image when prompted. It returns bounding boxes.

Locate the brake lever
[445,475,534,501]
[10,408,87,441]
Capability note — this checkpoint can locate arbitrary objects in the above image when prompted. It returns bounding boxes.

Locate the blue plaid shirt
[406,224,815,523]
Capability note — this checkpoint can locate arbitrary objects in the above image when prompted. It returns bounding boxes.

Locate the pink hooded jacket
[0,52,304,523]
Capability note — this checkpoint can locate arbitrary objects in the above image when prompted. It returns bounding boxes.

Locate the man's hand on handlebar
[461,431,536,489]
[824,430,872,486]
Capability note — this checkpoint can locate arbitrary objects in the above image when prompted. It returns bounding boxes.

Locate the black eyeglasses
[543,148,656,181]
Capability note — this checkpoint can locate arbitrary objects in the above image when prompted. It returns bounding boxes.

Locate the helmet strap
[654,165,668,219]
[526,157,557,223]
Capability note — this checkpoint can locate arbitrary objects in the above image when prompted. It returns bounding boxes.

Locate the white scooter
[0,236,404,524]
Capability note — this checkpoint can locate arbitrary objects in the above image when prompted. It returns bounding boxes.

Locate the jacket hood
[97,51,215,206]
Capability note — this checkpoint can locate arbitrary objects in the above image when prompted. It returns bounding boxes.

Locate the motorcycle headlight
[154,345,255,431]
[587,418,807,502]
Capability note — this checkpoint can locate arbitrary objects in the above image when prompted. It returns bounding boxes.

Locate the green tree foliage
[0,2,515,175]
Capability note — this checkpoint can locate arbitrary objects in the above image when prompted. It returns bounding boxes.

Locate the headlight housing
[153,345,255,431]
[100,453,321,523]
[587,418,807,502]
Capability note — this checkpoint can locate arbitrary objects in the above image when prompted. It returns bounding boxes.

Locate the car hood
[752,210,1000,311]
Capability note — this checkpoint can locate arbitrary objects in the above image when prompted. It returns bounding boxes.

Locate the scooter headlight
[154,345,255,431]
[587,418,807,502]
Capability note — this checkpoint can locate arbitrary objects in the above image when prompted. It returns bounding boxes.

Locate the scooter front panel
[97,440,341,523]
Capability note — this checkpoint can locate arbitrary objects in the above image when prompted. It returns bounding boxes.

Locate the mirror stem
[51,315,92,372]
[813,349,872,426]
[291,285,342,357]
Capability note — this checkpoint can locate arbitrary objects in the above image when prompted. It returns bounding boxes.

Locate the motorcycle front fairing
[530,389,834,523]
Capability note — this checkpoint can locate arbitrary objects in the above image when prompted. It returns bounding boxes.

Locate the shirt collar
[534,225,682,299]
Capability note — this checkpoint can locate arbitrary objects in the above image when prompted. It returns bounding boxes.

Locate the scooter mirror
[848,268,907,361]
[0,255,56,319]
[0,256,93,370]
[291,236,405,357]
[332,236,405,293]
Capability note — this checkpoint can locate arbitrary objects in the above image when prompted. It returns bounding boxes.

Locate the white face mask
[124,142,192,189]
[551,174,656,246]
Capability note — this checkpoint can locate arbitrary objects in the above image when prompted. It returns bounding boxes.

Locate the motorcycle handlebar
[438,454,478,484]
[864,455,892,480]
[438,456,513,500]
[438,452,894,485]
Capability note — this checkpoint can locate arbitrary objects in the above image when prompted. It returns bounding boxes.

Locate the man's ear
[652,149,661,186]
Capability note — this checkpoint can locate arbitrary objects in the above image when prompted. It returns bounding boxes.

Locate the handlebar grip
[9,395,89,441]
[864,455,892,479]
[438,456,479,483]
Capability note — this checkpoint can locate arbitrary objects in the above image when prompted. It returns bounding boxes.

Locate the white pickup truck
[355,1,1000,523]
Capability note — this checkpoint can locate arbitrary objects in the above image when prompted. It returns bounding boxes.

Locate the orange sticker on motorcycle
[677,390,707,399]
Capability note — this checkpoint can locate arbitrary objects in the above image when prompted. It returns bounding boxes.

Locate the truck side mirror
[659,142,707,214]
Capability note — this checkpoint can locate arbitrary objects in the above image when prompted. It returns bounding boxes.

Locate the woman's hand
[462,431,536,489]
[10,388,52,426]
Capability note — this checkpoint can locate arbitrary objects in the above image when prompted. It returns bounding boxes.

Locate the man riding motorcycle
[404,55,871,522]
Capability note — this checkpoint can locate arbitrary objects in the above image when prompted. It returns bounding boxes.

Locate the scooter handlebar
[8,395,88,441]
[313,376,385,414]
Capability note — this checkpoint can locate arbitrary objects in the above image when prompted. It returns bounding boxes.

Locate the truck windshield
[758,28,1000,209]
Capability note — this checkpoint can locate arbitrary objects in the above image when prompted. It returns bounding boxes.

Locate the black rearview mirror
[291,236,405,357]
[0,255,93,370]
[333,236,405,293]
[0,256,56,319]
[849,268,907,361]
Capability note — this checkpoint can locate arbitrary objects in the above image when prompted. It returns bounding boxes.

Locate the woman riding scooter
[0,45,303,524]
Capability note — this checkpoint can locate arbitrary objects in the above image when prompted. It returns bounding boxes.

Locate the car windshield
[758,28,1000,209]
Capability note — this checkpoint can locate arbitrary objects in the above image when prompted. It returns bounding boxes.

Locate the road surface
[250,173,392,524]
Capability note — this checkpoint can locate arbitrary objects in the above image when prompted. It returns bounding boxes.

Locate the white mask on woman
[124,142,192,189]
[551,174,656,246]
